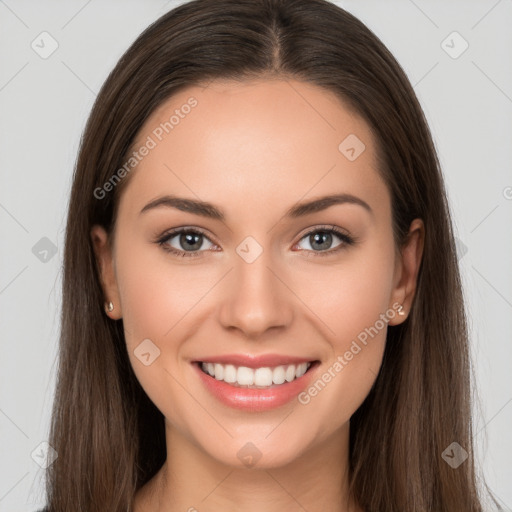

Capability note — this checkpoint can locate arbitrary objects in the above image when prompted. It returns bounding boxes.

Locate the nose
[218,248,294,339]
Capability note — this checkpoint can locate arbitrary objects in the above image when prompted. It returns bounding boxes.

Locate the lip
[192,353,314,369]
[192,359,320,412]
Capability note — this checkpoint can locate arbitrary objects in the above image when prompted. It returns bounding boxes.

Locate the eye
[157,228,217,257]
[295,225,355,256]
[156,225,356,259]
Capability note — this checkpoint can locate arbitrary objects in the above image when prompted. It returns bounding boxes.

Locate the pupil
[311,232,332,251]
[181,232,202,251]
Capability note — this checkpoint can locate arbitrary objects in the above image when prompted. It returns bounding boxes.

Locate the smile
[199,361,312,388]
[192,357,320,411]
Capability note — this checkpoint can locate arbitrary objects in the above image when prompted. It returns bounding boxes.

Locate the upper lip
[193,354,317,369]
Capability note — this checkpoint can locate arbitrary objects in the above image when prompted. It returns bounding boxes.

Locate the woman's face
[92,78,422,469]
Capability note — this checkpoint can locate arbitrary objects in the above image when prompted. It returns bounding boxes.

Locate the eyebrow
[139,193,373,220]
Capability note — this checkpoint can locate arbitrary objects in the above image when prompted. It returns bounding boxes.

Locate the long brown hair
[44,0,497,510]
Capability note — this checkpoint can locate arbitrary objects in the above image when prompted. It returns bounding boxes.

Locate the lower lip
[193,362,319,411]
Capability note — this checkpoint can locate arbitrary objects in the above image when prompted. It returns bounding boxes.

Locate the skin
[91,78,424,512]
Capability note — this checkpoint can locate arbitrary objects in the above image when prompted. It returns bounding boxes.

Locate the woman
[39,0,498,510]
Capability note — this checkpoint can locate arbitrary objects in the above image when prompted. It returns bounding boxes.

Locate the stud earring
[397,304,405,316]
[105,301,114,313]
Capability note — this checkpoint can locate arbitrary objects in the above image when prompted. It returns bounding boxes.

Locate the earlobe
[90,224,122,319]
[388,218,425,326]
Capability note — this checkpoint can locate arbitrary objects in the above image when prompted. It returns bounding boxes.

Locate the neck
[135,420,362,512]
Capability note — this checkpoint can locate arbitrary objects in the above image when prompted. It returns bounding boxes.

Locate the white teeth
[295,362,308,378]
[200,361,313,388]
[223,364,237,383]
[214,363,224,380]
[254,367,273,386]
[285,365,296,382]
[272,366,286,385]
[237,366,254,385]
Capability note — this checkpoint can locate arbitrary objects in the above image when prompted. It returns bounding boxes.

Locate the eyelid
[157,225,217,244]
[155,226,219,257]
[292,224,355,255]
[294,223,352,242]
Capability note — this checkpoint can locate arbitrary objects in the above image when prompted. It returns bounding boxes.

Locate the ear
[387,218,424,326]
[90,224,122,320]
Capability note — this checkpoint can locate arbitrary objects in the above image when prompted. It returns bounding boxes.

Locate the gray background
[0,0,511,510]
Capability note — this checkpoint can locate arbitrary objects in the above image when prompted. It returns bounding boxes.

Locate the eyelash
[155,225,356,259]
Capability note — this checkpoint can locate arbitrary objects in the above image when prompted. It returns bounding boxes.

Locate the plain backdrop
[0,1,511,510]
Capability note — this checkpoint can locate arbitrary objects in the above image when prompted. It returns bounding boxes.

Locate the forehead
[118,78,387,221]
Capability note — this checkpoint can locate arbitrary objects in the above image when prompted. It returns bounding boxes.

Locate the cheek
[294,235,396,346]
[115,236,212,343]
[114,240,217,414]
[115,245,200,433]
[295,288,391,438]
[291,239,395,420]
